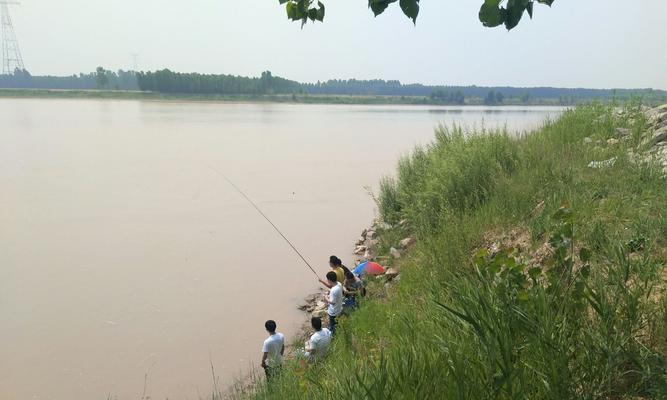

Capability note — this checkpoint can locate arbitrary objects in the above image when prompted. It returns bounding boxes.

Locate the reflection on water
[0,99,563,400]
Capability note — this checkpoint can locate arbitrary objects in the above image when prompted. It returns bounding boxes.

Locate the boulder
[385,267,400,280]
[366,230,377,239]
[615,128,630,137]
[363,249,372,260]
[355,237,365,246]
[399,237,416,249]
[588,157,617,169]
[376,222,393,230]
[390,247,401,259]
[648,127,667,147]
[312,308,327,318]
[354,245,367,255]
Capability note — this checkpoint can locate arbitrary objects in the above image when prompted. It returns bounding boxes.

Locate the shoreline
[0,88,584,107]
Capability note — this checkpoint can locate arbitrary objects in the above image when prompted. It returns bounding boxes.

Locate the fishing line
[208,166,320,277]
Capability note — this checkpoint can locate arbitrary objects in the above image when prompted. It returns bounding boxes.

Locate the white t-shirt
[307,328,332,358]
[328,283,343,317]
[262,333,284,366]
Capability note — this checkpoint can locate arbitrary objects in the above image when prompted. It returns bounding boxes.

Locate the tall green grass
[240,103,666,399]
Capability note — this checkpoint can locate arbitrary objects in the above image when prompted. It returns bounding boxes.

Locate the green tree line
[0,68,138,90]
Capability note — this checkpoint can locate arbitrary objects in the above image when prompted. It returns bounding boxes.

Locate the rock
[363,249,372,260]
[399,237,416,249]
[366,230,376,239]
[648,127,667,147]
[385,267,400,280]
[355,237,365,246]
[376,222,392,230]
[583,137,593,144]
[398,219,408,227]
[615,128,630,137]
[354,245,367,255]
[607,138,619,145]
[390,247,401,258]
[588,157,617,169]
[312,308,327,318]
[361,228,368,239]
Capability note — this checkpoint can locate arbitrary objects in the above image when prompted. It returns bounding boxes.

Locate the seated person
[343,271,365,309]
[303,317,332,362]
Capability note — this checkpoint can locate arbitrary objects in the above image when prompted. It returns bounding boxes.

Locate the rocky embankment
[643,104,667,171]
[587,104,667,172]
[298,219,414,318]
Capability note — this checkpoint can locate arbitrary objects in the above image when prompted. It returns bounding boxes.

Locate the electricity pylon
[1,1,25,75]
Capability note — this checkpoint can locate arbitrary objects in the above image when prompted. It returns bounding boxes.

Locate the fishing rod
[208,166,320,278]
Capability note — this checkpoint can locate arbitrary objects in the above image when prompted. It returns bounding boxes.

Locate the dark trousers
[328,314,337,336]
[263,365,280,383]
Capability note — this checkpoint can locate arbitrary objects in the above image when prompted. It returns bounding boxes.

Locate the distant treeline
[0,68,138,90]
[136,70,301,95]
[135,69,667,105]
[2,68,666,105]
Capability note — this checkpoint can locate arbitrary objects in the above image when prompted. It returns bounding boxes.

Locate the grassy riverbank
[238,103,667,399]
[0,88,534,105]
[1,88,657,106]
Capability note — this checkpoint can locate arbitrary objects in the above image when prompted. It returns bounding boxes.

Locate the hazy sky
[7,1,667,89]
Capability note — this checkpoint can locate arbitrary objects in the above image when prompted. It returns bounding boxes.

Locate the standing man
[324,271,343,336]
[261,320,284,382]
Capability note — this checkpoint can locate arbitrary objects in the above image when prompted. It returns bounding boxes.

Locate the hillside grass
[237,103,666,399]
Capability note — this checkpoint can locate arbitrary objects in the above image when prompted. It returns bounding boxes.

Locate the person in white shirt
[304,317,332,362]
[261,320,284,382]
[324,271,343,336]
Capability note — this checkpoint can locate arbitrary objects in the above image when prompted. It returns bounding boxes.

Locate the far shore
[0,88,579,106]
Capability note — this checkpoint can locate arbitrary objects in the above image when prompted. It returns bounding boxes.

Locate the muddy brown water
[0,99,563,400]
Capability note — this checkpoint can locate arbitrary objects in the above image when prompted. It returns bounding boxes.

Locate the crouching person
[261,320,284,383]
[343,270,365,311]
[303,317,332,362]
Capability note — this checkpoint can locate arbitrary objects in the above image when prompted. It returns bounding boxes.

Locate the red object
[364,261,386,275]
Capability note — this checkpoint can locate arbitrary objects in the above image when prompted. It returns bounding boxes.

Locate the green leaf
[528,267,541,280]
[368,0,397,16]
[479,0,504,27]
[308,8,318,21]
[526,1,534,18]
[399,0,420,24]
[517,290,530,301]
[579,247,592,263]
[286,2,298,19]
[316,1,325,21]
[552,205,573,223]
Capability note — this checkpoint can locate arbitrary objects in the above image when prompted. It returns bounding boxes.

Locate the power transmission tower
[1,1,25,75]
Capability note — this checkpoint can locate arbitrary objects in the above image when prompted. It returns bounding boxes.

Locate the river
[0,99,562,400]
